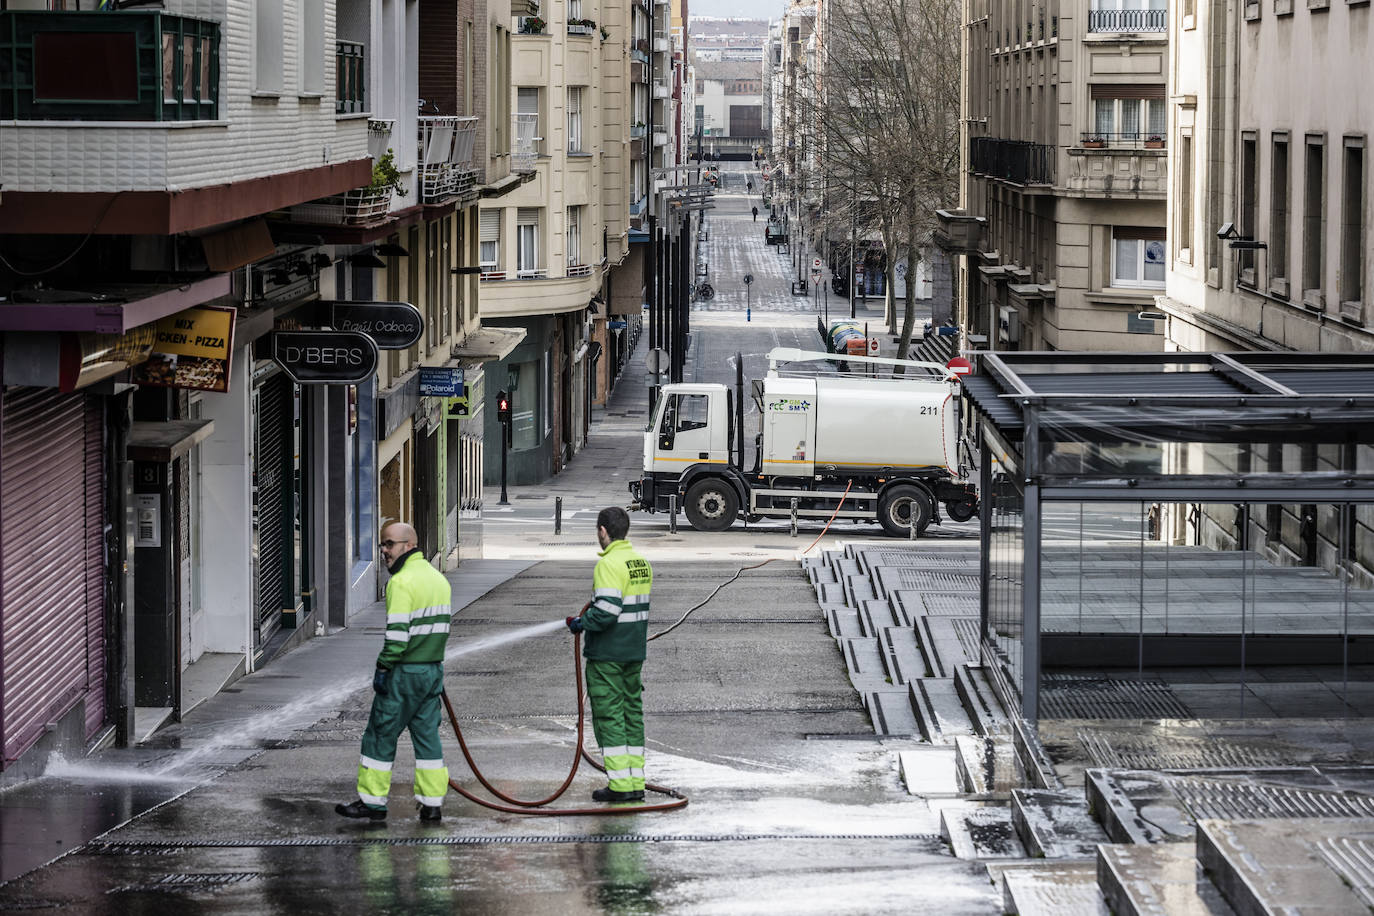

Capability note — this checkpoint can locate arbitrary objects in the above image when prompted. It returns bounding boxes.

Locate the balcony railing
[970,137,1054,185]
[0,10,220,121]
[1078,131,1166,150]
[418,115,478,203]
[513,112,539,173]
[1088,8,1168,31]
[567,263,593,277]
[337,41,365,114]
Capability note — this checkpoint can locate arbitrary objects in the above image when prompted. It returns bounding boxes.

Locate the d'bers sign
[272,330,379,385]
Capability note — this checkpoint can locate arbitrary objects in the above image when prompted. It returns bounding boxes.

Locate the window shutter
[517,207,540,225]
[479,210,500,242]
[1090,84,1166,100]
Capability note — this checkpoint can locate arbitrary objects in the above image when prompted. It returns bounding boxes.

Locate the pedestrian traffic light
[497,389,511,426]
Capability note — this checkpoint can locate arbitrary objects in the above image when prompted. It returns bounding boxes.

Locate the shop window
[510,359,539,449]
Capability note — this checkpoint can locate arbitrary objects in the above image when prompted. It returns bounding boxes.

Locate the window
[517,207,540,275]
[1340,139,1366,314]
[1088,0,1168,32]
[299,0,324,93]
[1091,90,1165,141]
[567,206,582,267]
[1271,136,1290,294]
[1178,134,1193,258]
[570,0,583,18]
[510,359,538,449]
[254,0,283,92]
[1113,228,1167,288]
[464,23,474,115]
[479,209,500,270]
[1303,136,1325,304]
[674,394,710,431]
[567,86,583,153]
[518,87,542,154]
[1240,135,1259,282]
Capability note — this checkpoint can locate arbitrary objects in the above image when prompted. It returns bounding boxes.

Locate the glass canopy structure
[962,352,1374,723]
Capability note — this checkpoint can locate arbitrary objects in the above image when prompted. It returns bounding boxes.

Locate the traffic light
[496,389,511,446]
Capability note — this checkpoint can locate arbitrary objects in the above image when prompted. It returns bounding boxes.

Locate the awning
[127,419,215,462]
[0,275,232,334]
[451,326,526,361]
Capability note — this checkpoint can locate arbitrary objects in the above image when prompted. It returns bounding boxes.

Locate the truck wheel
[878,485,932,538]
[684,479,738,531]
[945,498,977,522]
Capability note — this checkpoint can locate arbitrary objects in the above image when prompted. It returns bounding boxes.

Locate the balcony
[1078,132,1166,150]
[653,131,668,147]
[566,263,593,277]
[513,113,539,173]
[0,10,219,121]
[1088,8,1167,31]
[567,21,596,36]
[419,115,478,204]
[653,80,669,98]
[970,137,1054,185]
[630,124,647,138]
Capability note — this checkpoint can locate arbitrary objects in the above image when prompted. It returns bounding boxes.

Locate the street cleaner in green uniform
[337,521,453,822]
[566,507,653,803]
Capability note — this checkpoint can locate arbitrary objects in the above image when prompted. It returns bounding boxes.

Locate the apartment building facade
[951,0,1169,351]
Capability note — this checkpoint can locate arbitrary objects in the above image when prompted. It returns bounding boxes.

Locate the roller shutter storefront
[0,388,106,766]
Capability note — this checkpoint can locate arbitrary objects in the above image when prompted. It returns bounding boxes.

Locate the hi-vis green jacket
[583,539,652,662]
[377,550,453,669]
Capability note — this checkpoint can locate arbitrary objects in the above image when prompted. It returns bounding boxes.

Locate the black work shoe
[335,799,386,821]
[418,804,442,822]
[592,787,646,803]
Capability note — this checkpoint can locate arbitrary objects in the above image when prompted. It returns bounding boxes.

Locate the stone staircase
[803,541,1374,916]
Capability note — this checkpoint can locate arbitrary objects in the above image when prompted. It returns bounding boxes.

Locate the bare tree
[800,0,960,362]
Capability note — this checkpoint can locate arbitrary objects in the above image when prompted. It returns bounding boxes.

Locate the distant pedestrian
[752,206,759,222]
[564,507,652,803]
[747,180,753,192]
[336,522,453,823]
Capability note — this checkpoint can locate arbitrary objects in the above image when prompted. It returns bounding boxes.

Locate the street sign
[946,356,974,378]
[812,257,822,271]
[646,348,668,374]
[418,366,465,397]
[325,301,424,350]
[271,330,379,385]
[743,274,754,285]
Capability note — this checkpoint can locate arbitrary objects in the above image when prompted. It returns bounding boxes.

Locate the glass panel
[1146,98,1166,136]
[183,36,195,102]
[511,360,538,449]
[163,32,176,100]
[1114,237,1139,281]
[1120,98,1141,137]
[988,454,1025,699]
[1143,240,1166,281]
[1094,99,1113,136]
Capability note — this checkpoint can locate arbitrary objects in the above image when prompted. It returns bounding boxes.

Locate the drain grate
[1041,675,1193,719]
[1077,731,1287,770]
[950,618,982,660]
[1171,779,1374,821]
[865,551,978,568]
[890,570,979,591]
[1318,836,1374,909]
[921,594,979,617]
[108,873,261,894]
[92,833,940,852]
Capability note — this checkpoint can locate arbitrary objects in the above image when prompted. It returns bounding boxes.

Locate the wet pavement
[0,163,998,913]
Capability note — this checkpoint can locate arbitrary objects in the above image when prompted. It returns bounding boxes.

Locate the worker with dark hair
[565,506,652,802]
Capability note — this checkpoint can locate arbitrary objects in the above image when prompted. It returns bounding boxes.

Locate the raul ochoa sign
[271,330,379,385]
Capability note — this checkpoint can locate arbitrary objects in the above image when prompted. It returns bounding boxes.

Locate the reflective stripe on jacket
[583,539,652,662]
[377,552,453,669]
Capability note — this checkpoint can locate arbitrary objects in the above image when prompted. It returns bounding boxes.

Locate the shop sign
[271,330,378,385]
[131,305,237,392]
[325,301,424,350]
[418,366,464,397]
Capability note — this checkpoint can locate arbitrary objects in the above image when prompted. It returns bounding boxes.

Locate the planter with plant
[344,148,405,224]
[1144,135,1165,148]
[520,15,545,33]
[1082,136,1107,148]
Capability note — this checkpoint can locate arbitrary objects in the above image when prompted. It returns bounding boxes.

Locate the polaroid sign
[271,330,379,384]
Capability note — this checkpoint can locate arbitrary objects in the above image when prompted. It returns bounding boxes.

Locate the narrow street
[0,163,993,915]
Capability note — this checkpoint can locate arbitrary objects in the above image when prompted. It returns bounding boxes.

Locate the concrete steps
[863,688,919,736]
[1000,861,1110,916]
[1096,843,1236,916]
[877,626,924,685]
[838,637,888,690]
[909,677,976,744]
[954,734,1018,798]
[941,803,1026,860]
[954,663,1009,735]
[1011,789,1111,860]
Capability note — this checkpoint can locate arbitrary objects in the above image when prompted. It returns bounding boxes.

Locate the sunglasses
[380,539,412,549]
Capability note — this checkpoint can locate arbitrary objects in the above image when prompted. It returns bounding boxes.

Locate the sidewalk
[0,558,532,885]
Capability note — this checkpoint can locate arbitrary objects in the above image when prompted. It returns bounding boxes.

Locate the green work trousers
[356,663,449,809]
[586,660,645,793]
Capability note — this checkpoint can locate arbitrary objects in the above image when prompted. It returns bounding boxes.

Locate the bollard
[555,496,563,535]
[669,494,678,534]
[790,498,799,537]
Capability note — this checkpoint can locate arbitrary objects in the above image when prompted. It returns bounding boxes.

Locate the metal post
[849,189,857,319]
[668,493,678,533]
[790,498,799,537]
[555,496,563,535]
[499,425,509,505]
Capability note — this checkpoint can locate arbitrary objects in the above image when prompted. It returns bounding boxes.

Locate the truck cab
[643,384,731,478]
